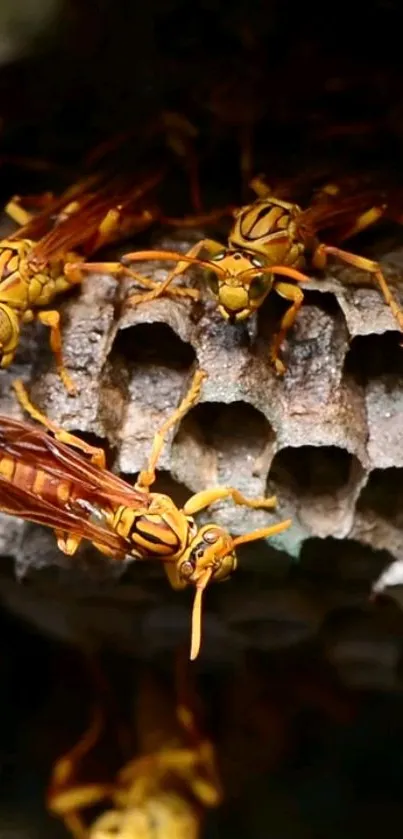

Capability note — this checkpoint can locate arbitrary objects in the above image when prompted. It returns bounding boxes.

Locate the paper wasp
[74,178,403,374]
[0,370,290,659]
[48,652,222,839]
[0,154,234,393]
[0,165,173,393]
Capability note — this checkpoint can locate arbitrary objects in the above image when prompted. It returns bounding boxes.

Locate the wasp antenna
[190,569,213,661]
[121,249,227,276]
[231,519,292,549]
[243,265,311,283]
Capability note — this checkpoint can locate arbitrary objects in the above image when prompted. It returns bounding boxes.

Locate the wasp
[0,155,234,393]
[48,653,222,839]
[1,370,290,659]
[0,165,176,393]
[74,178,403,374]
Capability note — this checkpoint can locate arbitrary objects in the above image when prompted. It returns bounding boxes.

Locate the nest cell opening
[111,322,196,369]
[177,400,274,459]
[357,467,403,529]
[344,332,403,382]
[173,399,275,490]
[268,445,354,497]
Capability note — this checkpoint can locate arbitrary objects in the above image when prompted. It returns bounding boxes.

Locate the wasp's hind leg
[313,243,403,332]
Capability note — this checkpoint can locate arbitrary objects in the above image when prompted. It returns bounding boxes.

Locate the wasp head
[206,250,273,321]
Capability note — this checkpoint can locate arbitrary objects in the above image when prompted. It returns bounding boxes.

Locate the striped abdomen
[0,454,77,507]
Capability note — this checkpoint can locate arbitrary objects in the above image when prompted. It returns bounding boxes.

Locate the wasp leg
[12,380,106,468]
[135,368,207,491]
[332,206,385,242]
[34,310,77,395]
[54,531,83,556]
[183,486,277,516]
[123,238,223,307]
[116,745,219,808]
[48,705,113,839]
[65,261,199,304]
[270,281,304,375]
[313,243,403,331]
[249,175,272,199]
[90,208,156,252]
[4,198,35,227]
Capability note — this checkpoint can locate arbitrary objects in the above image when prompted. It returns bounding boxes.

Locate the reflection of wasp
[48,654,222,839]
[0,168,168,393]
[79,179,403,374]
[0,370,290,659]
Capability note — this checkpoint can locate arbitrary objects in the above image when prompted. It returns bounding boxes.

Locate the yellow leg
[48,705,113,839]
[55,530,82,556]
[4,198,34,227]
[249,175,272,199]
[313,243,403,331]
[135,369,207,491]
[36,310,77,395]
[117,745,220,808]
[270,281,304,375]
[122,239,223,307]
[183,486,277,516]
[333,206,385,240]
[12,379,106,468]
[64,261,199,303]
[90,208,155,251]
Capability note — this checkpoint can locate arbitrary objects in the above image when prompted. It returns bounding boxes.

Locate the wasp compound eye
[203,528,220,544]
[248,274,271,301]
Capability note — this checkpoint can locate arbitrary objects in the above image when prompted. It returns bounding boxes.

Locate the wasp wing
[296,188,389,243]
[0,471,130,555]
[9,168,164,260]
[0,416,148,511]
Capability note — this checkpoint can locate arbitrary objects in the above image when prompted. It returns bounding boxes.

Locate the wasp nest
[0,223,403,689]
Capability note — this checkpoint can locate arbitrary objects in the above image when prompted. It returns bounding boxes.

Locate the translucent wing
[0,415,148,518]
[9,168,164,260]
[0,471,128,555]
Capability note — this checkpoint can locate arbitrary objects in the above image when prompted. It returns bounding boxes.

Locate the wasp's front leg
[270,281,305,375]
[64,260,200,308]
[313,243,403,331]
[34,309,77,395]
[121,239,224,307]
[13,380,106,468]
[135,368,207,491]
[4,198,35,227]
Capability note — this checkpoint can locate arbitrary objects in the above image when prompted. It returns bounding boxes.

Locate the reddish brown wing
[295,189,388,242]
[0,416,148,509]
[0,471,128,555]
[9,168,164,260]
[0,414,154,554]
